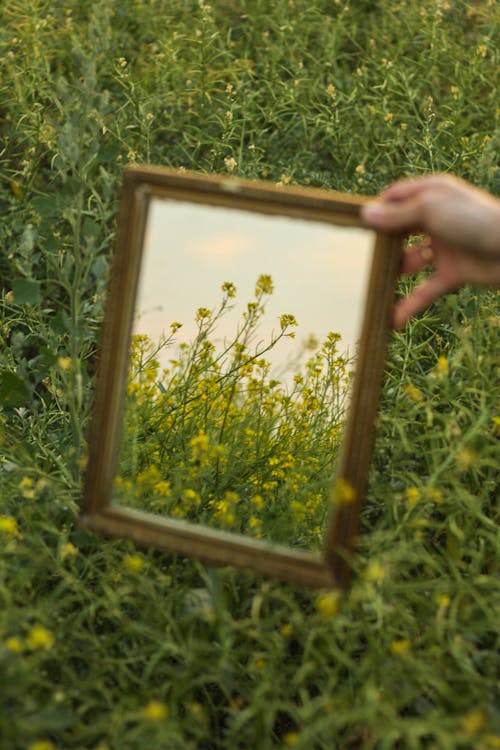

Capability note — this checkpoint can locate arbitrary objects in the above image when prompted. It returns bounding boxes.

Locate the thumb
[362,198,424,233]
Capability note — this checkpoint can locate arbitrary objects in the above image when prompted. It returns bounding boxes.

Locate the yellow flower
[462,710,486,735]
[326,83,336,97]
[437,594,450,608]
[427,487,443,504]
[0,516,20,537]
[484,736,500,748]
[5,636,24,653]
[142,700,168,721]
[405,486,420,509]
[316,592,339,619]
[26,625,54,651]
[221,281,237,298]
[57,356,72,371]
[364,561,386,583]
[154,481,171,497]
[434,356,449,377]
[390,639,410,656]
[28,741,55,750]
[224,155,237,172]
[456,448,476,471]
[123,554,144,573]
[332,478,355,506]
[60,542,78,560]
[280,624,293,637]
[251,494,264,510]
[10,179,23,198]
[255,274,274,296]
[355,163,365,175]
[279,313,298,331]
[284,732,300,746]
[403,383,423,402]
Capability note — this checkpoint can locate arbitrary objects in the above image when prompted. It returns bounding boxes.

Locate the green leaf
[0,370,31,407]
[11,278,42,305]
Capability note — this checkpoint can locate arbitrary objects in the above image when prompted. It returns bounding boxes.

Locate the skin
[360,174,500,329]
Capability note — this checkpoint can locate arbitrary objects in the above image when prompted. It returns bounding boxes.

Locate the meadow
[0,1,499,748]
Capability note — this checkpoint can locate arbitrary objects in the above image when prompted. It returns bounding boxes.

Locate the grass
[0,0,499,748]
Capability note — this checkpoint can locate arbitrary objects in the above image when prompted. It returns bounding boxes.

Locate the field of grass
[0,1,499,748]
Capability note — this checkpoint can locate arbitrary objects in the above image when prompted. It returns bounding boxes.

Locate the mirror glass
[111,198,374,552]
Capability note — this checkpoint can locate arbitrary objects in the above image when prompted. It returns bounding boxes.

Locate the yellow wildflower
[5,636,24,653]
[390,639,410,656]
[316,592,339,619]
[26,624,54,651]
[456,448,476,471]
[154,481,171,497]
[284,732,300,746]
[142,700,168,721]
[57,356,72,371]
[221,281,237,298]
[484,736,500,748]
[28,742,55,750]
[405,486,420,509]
[364,561,386,583]
[280,624,293,637]
[434,356,449,377]
[190,431,210,465]
[403,383,423,402]
[279,313,298,330]
[255,274,274,296]
[0,516,20,537]
[251,494,264,510]
[427,487,443,504]
[355,163,365,175]
[462,710,486,735]
[123,554,144,573]
[60,542,78,560]
[332,478,355,506]
[224,155,237,172]
[11,179,23,198]
[437,594,450,608]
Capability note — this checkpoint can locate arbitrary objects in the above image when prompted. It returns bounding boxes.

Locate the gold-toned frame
[80,165,402,589]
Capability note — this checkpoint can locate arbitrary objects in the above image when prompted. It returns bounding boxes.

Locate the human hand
[361,174,500,328]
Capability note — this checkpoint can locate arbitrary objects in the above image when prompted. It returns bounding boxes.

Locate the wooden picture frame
[80,165,402,589]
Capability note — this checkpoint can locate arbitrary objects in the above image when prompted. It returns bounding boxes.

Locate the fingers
[380,173,455,202]
[393,273,454,329]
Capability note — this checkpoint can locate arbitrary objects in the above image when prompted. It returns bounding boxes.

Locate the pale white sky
[134,199,374,382]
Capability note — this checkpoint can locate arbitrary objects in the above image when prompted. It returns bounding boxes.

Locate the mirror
[80,166,402,588]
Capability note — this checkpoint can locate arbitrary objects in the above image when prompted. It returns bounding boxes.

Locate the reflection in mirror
[112,199,374,551]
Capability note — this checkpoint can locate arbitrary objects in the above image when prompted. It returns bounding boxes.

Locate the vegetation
[0,1,498,748]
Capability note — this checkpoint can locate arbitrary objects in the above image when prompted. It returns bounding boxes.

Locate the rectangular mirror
[80,166,402,588]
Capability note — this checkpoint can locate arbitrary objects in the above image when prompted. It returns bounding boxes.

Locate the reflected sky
[134,199,373,379]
